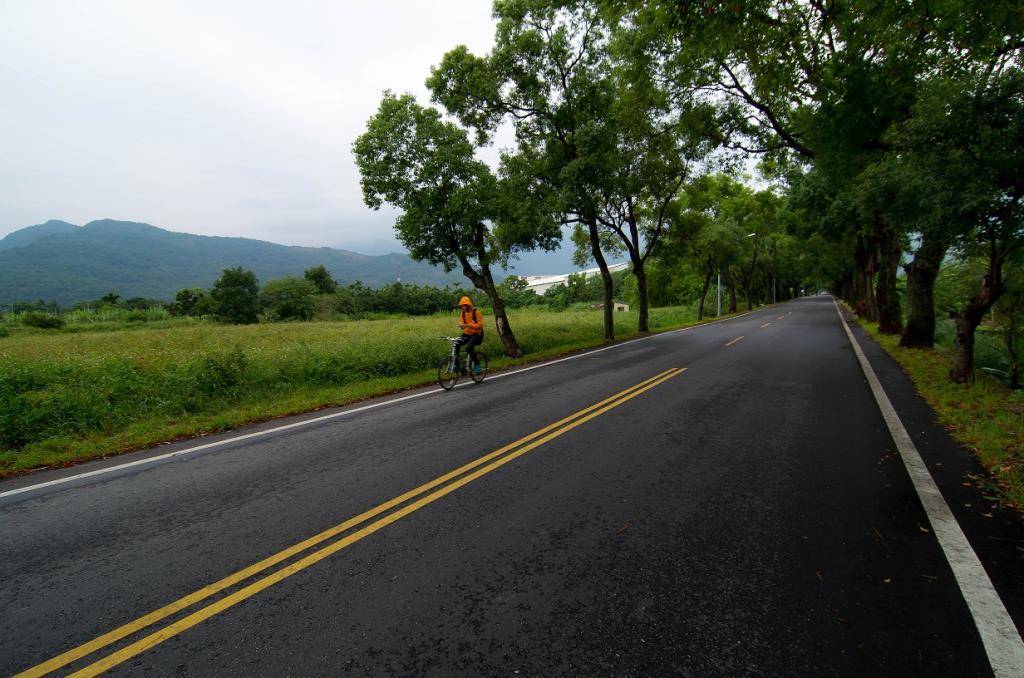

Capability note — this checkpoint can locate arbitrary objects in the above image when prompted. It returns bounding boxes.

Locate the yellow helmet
[458,296,473,306]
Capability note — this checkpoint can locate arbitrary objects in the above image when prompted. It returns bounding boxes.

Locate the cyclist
[455,295,484,375]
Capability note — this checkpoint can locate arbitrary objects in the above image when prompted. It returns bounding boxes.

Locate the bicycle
[437,336,488,390]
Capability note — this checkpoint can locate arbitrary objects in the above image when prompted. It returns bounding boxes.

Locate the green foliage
[304,265,337,294]
[495,276,541,308]
[13,300,58,314]
[211,267,260,324]
[934,259,987,318]
[353,92,499,272]
[173,288,208,316]
[431,2,709,332]
[191,348,249,398]
[20,312,64,329]
[260,277,318,321]
[61,306,174,325]
[542,270,628,309]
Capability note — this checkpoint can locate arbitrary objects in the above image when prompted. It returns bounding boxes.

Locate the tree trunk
[587,220,615,342]
[900,235,946,348]
[634,264,650,333]
[854,235,879,321]
[724,270,738,313]
[745,244,759,311]
[697,268,712,321]
[950,260,1005,383]
[875,221,904,335]
[619,205,651,334]
[1006,322,1019,390]
[487,285,523,358]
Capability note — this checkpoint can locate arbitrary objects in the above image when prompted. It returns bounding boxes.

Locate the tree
[303,265,337,295]
[210,267,260,324]
[992,261,1024,389]
[173,288,207,316]
[260,277,318,321]
[667,174,741,319]
[911,71,1024,382]
[353,93,557,356]
[496,275,541,308]
[429,3,620,341]
[612,0,980,335]
[585,90,707,331]
[431,2,714,336]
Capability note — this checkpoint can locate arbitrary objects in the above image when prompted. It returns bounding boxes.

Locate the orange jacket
[460,307,483,335]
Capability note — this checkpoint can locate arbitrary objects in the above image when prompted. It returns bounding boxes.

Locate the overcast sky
[0,1,558,262]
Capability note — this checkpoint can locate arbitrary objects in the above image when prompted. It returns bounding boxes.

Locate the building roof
[522,262,629,293]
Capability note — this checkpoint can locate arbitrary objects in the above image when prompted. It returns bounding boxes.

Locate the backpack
[463,308,483,338]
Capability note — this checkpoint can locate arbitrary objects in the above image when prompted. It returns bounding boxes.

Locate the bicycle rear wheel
[437,357,459,390]
[470,352,488,383]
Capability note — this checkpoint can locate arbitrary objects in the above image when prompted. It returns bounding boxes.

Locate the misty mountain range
[0,219,468,307]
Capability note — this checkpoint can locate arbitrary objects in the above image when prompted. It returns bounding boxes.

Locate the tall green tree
[610,0,1011,336]
[899,70,1024,382]
[429,2,621,340]
[668,174,745,319]
[173,288,207,317]
[303,265,337,295]
[211,267,260,324]
[432,1,712,335]
[353,92,558,356]
[260,277,318,321]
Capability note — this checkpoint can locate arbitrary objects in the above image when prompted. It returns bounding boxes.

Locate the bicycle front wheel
[470,352,488,383]
[437,357,459,390]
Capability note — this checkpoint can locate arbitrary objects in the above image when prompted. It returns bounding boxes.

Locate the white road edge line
[833,298,1024,677]
[1,306,766,500]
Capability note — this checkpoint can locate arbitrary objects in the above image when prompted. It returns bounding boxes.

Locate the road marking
[17,368,687,678]
[760,323,771,328]
[832,299,1024,677]
[777,315,785,320]
[1,306,765,501]
[725,336,744,347]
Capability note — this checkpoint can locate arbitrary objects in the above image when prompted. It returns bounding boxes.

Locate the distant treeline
[0,265,631,328]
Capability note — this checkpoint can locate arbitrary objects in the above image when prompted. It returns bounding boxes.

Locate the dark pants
[455,333,482,368]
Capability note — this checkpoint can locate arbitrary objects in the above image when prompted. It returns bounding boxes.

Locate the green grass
[0,305,713,476]
[855,317,1024,509]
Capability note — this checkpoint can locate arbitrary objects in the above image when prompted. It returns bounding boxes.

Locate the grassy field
[0,306,704,476]
[856,318,1024,509]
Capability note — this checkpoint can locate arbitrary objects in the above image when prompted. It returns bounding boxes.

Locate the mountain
[0,219,463,306]
[0,219,79,251]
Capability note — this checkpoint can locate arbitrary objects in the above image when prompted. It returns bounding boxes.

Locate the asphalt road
[2,296,1023,677]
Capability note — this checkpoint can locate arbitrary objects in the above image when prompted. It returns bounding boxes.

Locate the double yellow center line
[19,367,686,677]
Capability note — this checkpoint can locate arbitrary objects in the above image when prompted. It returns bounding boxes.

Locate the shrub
[173,288,207,316]
[260,277,318,321]
[211,267,260,324]
[304,265,337,294]
[191,348,249,398]
[21,312,65,329]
